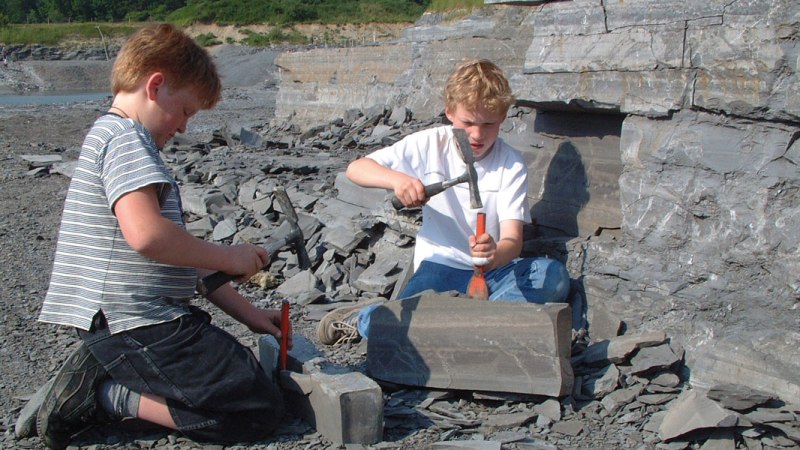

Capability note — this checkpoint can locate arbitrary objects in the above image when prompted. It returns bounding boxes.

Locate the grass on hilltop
[0,23,138,46]
[0,0,485,47]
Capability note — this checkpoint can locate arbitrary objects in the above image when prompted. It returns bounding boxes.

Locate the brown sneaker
[317,299,384,345]
[37,343,110,450]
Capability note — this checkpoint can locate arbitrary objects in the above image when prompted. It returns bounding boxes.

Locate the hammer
[197,187,311,296]
[391,128,482,210]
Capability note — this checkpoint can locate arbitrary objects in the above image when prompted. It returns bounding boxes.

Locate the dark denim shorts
[78,307,285,443]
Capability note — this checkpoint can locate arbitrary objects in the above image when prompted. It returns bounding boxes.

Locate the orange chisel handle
[477,212,486,276]
[280,299,289,370]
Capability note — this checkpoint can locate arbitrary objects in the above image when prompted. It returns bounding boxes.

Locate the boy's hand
[247,308,293,350]
[469,232,496,267]
[394,176,428,208]
[225,243,269,283]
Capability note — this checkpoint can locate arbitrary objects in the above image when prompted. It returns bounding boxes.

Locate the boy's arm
[114,185,268,281]
[202,278,289,343]
[471,219,524,271]
[117,186,288,342]
[346,157,428,208]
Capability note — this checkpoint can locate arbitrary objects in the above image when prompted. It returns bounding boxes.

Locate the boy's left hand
[247,308,293,350]
[469,232,496,267]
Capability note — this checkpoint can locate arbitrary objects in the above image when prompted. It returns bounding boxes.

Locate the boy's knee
[547,259,571,302]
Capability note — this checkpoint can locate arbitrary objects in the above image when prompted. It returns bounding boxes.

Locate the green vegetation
[0,23,137,46]
[165,0,428,26]
[1,1,431,26]
[194,32,222,47]
[238,27,309,47]
[0,0,483,46]
[428,0,484,12]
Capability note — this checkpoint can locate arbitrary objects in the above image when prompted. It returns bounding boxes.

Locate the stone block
[366,293,573,397]
[259,336,383,445]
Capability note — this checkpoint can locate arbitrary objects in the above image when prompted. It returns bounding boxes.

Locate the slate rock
[706,383,776,411]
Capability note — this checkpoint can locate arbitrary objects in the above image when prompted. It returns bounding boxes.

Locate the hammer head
[452,128,483,209]
[273,187,312,270]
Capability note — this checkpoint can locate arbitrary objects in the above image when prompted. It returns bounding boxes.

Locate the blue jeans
[357,257,570,338]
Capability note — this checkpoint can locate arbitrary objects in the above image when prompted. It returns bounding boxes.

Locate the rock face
[272,1,800,402]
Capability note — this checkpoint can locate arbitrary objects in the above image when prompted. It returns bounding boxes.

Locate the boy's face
[445,103,505,160]
[145,82,202,149]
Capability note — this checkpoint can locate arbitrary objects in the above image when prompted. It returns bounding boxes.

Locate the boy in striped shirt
[27,24,287,449]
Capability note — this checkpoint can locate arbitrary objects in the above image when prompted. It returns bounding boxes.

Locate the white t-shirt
[367,125,531,271]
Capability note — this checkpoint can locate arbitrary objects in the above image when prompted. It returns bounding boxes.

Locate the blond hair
[111,24,221,109]
[444,59,515,116]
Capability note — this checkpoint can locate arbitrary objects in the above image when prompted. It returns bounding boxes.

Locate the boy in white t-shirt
[318,59,570,345]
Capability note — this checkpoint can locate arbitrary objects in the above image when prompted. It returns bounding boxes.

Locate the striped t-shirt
[39,114,197,334]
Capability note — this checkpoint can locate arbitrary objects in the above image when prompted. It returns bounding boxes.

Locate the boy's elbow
[345,160,362,183]
[121,228,163,258]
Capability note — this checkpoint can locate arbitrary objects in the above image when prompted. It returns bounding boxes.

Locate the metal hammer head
[273,187,312,270]
[452,128,483,209]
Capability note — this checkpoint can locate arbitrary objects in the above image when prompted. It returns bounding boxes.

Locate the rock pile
[20,106,800,449]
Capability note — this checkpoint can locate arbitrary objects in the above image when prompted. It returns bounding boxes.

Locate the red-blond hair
[444,59,515,116]
[111,23,221,109]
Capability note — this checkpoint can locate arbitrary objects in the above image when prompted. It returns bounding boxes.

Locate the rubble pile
[20,106,800,449]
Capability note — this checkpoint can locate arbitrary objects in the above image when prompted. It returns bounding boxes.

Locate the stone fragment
[629,343,681,375]
[586,303,622,341]
[239,127,264,149]
[322,224,366,254]
[275,270,323,301]
[513,437,558,450]
[20,154,62,167]
[582,331,667,366]
[212,217,238,241]
[706,383,776,411]
[185,217,214,237]
[388,106,410,126]
[582,364,620,399]
[533,398,562,422]
[551,419,584,436]
[352,255,399,296]
[650,371,681,388]
[698,429,737,450]
[601,386,643,414]
[659,390,747,441]
[638,393,675,405]
[429,442,501,450]
[482,411,536,431]
[335,171,388,210]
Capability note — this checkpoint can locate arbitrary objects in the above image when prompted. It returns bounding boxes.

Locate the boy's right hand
[393,176,428,208]
[224,243,269,283]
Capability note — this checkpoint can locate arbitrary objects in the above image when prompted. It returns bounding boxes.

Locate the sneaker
[37,343,110,450]
[14,377,54,439]
[317,299,384,345]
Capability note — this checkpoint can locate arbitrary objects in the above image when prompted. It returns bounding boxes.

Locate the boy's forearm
[490,238,522,271]
[346,157,400,190]
[137,216,235,272]
[489,220,524,270]
[203,281,257,323]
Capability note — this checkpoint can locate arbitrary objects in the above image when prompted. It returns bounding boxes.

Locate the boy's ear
[145,72,166,101]
[444,107,454,123]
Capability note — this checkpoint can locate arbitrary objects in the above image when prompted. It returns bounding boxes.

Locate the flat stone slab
[366,293,573,397]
